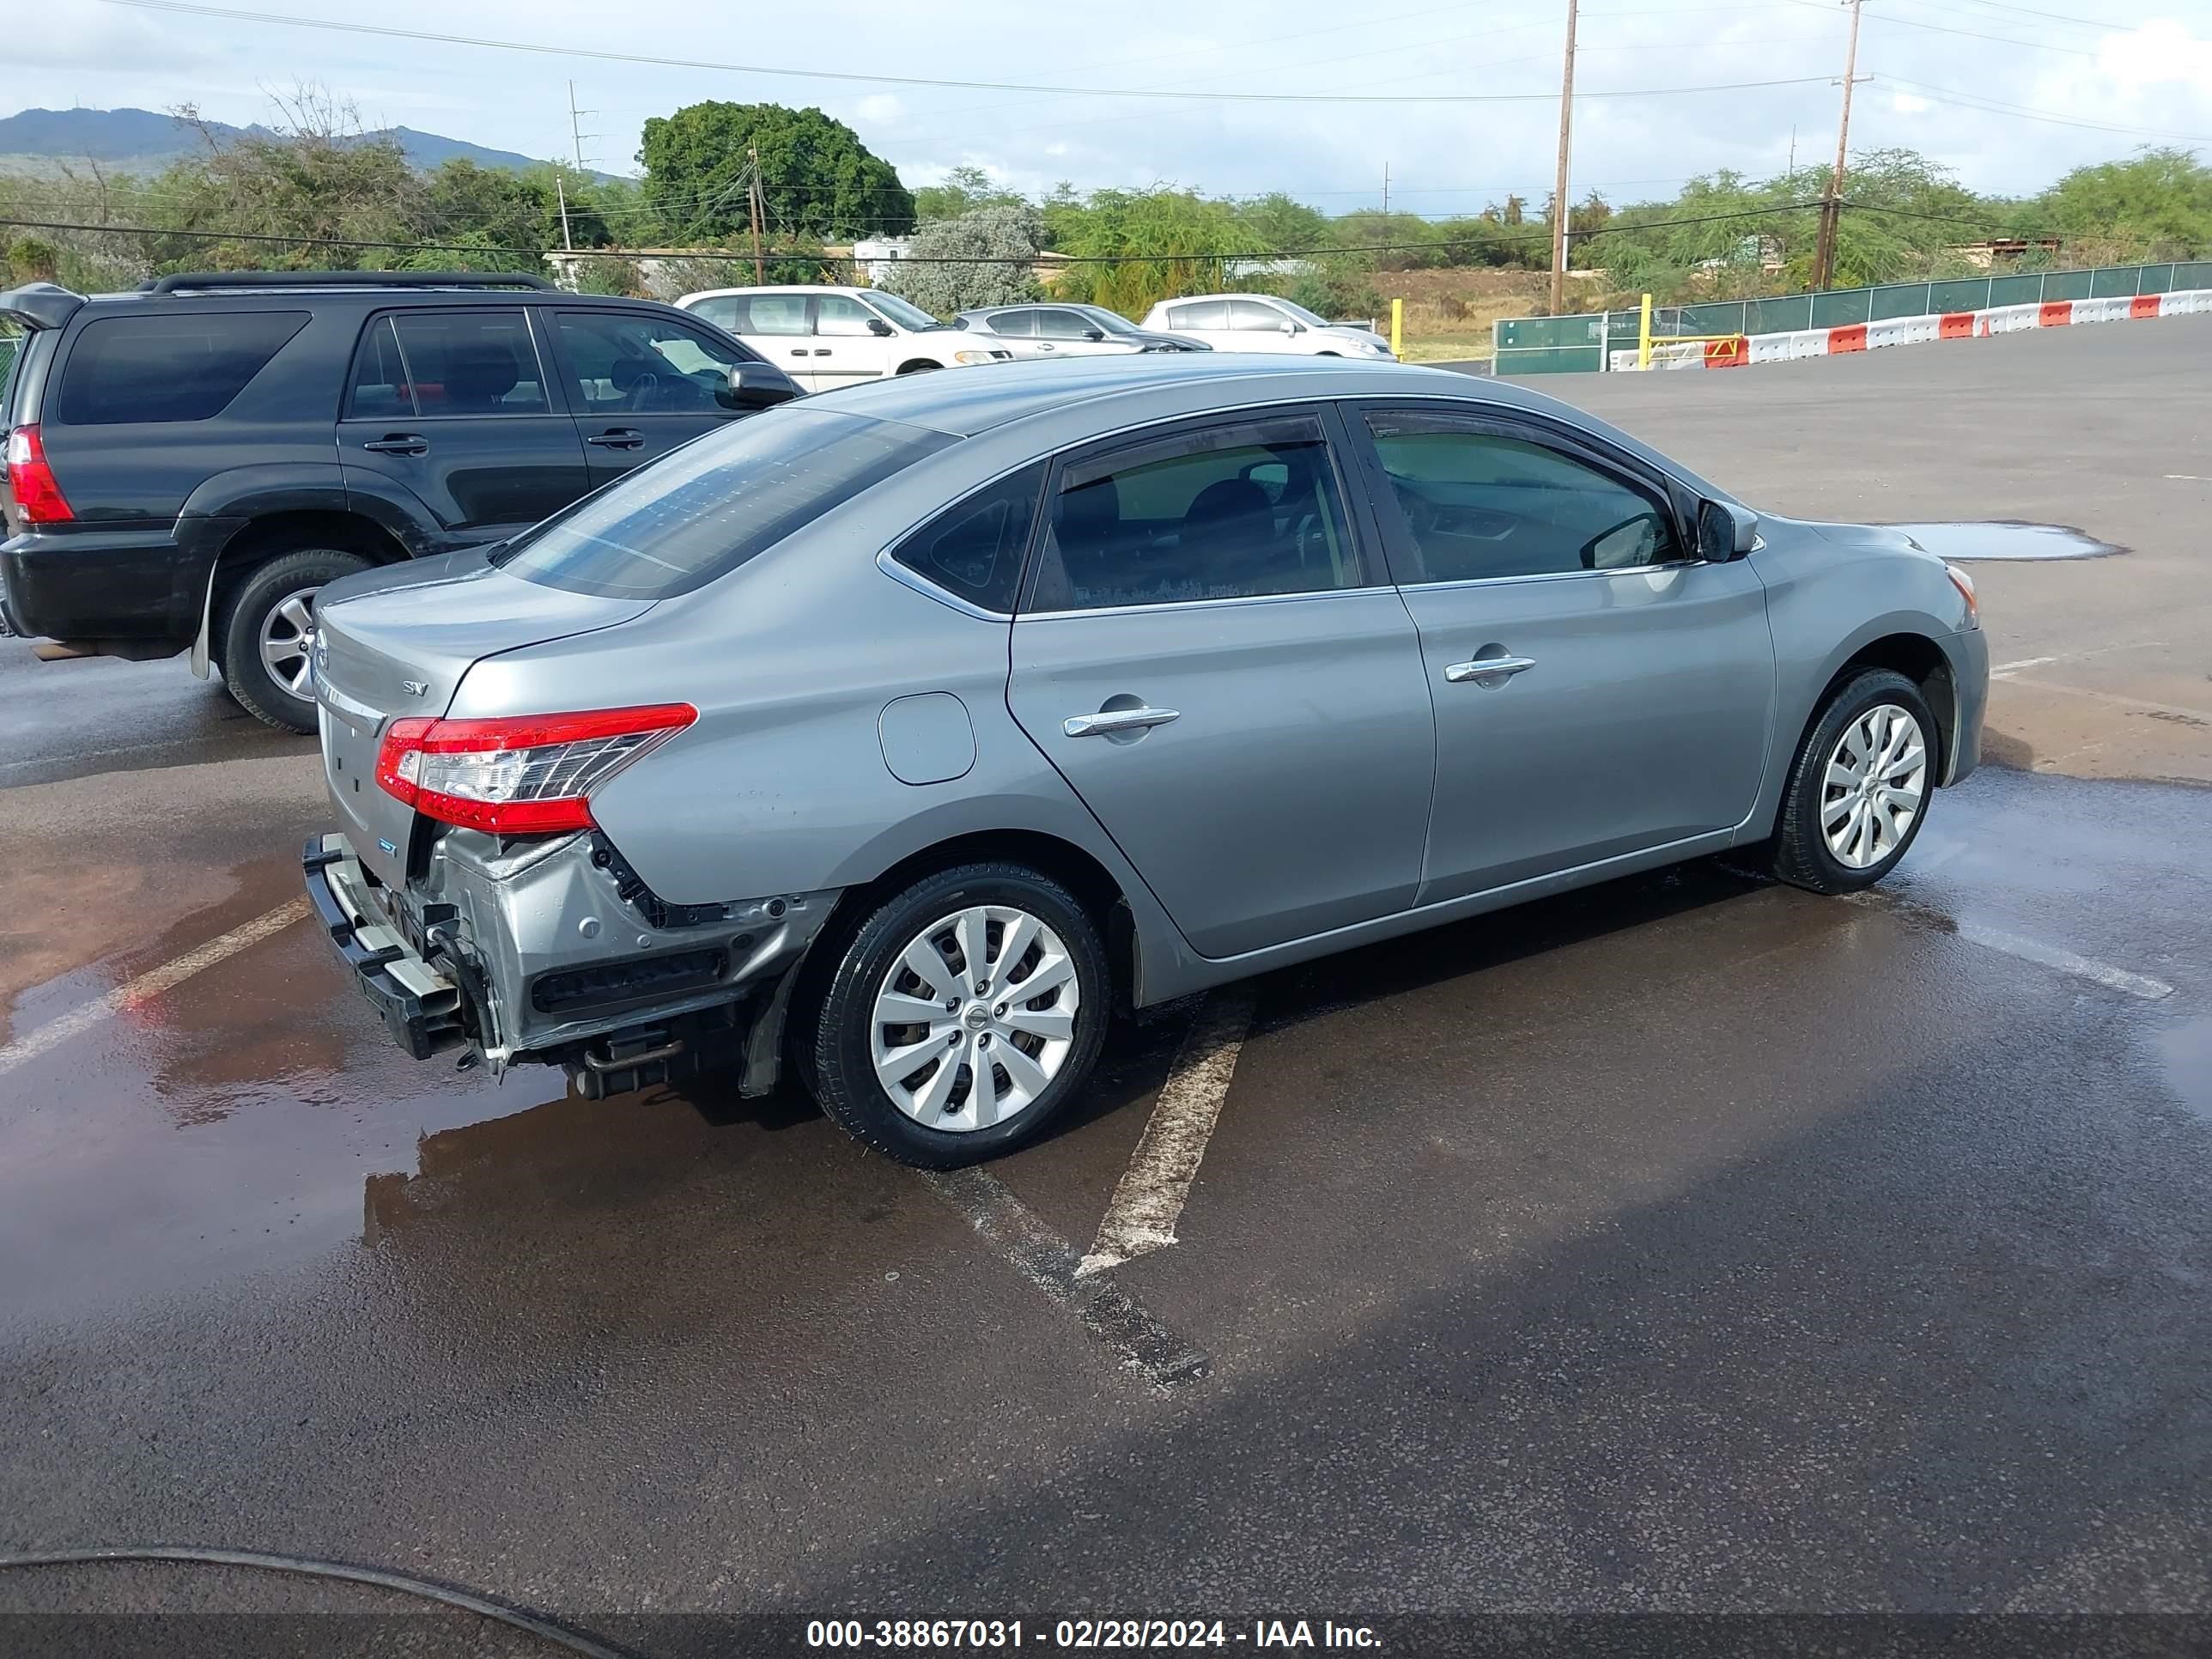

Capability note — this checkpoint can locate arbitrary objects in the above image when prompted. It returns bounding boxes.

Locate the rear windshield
[55,310,309,425]
[494,407,956,600]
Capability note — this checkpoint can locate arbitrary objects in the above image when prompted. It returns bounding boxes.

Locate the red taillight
[374,703,696,834]
[5,425,75,525]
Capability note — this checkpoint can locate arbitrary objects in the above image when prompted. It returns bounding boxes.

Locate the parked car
[303,355,1985,1169]
[1140,293,1395,358]
[0,270,799,732]
[674,286,1012,391]
[954,303,1210,357]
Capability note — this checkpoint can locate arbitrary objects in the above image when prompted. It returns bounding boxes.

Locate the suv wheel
[810,863,1109,1168]
[1763,668,1937,894]
[216,549,372,733]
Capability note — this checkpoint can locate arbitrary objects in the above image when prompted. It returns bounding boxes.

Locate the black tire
[216,549,372,733]
[809,862,1109,1169]
[1764,668,1938,895]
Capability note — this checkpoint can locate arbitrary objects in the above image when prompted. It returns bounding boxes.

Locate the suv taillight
[374,703,696,834]
[5,426,75,525]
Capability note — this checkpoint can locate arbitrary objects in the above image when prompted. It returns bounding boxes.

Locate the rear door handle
[586,428,646,449]
[790,348,808,357]
[362,434,428,456]
[1063,706,1180,738]
[1444,654,1536,684]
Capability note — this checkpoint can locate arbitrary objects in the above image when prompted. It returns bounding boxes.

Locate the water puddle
[2154,1016,2212,1121]
[1882,521,2122,561]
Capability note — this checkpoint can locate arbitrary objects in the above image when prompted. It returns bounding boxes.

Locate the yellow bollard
[1390,297,1403,360]
[1638,292,1653,370]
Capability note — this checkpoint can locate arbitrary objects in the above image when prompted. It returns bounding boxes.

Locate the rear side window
[495,407,956,600]
[55,311,307,425]
[890,463,1043,614]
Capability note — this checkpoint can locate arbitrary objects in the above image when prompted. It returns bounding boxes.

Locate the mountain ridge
[0,106,621,180]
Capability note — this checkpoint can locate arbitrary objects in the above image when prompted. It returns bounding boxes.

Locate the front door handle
[1063,705,1180,738]
[362,434,428,456]
[1444,654,1536,685]
[586,428,646,449]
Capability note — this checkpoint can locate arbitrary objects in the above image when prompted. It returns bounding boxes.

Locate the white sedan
[1139,293,1395,359]
[675,285,1012,392]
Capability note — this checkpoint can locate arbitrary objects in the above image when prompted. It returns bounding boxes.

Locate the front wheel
[809,863,1109,1168]
[216,548,372,733]
[1764,668,1937,893]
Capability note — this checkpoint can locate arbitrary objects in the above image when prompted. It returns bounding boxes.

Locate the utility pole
[1382,161,1389,220]
[556,174,574,252]
[1789,125,1797,177]
[1548,0,1578,314]
[1810,0,1864,292]
[746,144,766,284]
[567,80,597,173]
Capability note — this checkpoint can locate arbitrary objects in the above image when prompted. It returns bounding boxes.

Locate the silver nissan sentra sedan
[303,355,1987,1168]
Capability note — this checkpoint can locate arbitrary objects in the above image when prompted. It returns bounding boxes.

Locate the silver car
[303,356,1987,1168]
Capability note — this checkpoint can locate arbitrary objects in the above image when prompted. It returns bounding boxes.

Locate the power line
[0,201,1846,265]
[91,0,1838,106]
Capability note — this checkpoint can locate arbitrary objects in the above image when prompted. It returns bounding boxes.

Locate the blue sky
[14,0,2212,210]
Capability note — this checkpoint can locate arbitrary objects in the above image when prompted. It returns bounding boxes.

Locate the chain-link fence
[1492,260,2212,376]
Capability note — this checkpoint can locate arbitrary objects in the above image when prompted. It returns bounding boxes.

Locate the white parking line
[0,897,311,1076]
[921,1167,1208,1391]
[1078,986,1258,1279]
[1954,921,2174,1002]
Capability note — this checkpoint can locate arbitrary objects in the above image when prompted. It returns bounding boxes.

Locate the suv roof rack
[146,270,557,295]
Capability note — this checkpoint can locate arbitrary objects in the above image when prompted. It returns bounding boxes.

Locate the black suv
[0,270,799,731]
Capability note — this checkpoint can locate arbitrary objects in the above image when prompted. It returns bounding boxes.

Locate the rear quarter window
[495,406,956,600]
[54,310,310,425]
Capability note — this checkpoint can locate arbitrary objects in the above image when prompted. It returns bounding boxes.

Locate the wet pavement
[5,331,2212,1651]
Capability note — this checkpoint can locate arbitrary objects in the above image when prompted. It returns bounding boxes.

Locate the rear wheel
[216,548,372,733]
[1764,668,1936,894]
[810,862,1109,1168]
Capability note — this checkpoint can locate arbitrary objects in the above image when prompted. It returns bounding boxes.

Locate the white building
[852,237,914,286]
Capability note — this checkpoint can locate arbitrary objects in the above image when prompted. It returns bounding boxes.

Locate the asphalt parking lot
[3,319,2210,1655]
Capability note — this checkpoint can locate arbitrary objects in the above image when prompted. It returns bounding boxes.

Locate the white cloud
[855,93,904,125]
[2096,19,2212,90]
[1890,92,1932,115]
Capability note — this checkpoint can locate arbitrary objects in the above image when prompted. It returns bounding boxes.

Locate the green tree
[914,165,1026,224]
[2025,148,2212,261]
[1237,192,1328,252]
[878,204,1042,313]
[1048,186,1265,317]
[638,102,913,243]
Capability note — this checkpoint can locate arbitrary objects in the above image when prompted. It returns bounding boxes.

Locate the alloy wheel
[1821,702,1927,869]
[869,904,1080,1133]
[258,588,321,700]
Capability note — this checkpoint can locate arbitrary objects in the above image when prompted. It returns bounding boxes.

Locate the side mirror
[726,362,799,410]
[867,318,895,337]
[1081,328,1105,341]
[1279,319,1301,335]
[1697,500,1759,562]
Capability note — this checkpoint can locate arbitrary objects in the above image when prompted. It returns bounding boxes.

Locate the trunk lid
[312,549,653,888]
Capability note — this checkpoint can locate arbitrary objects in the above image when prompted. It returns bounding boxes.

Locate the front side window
[815,294,878,337]
[1028,414,1361,612]
[495,408,953,599]
[1077,307,1139,337]
[1034,309,1092,340]
[387,311,547,415]
[890,462,1043,614]
[554,311,750,414]
[1226,299,1286,332]
[56,310,308,425]
[1364,410,1683,584]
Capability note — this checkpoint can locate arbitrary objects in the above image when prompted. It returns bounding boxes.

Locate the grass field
[1370,268,1612,362]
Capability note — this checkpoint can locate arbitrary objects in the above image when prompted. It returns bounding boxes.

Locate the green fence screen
[1493,261,2212,376]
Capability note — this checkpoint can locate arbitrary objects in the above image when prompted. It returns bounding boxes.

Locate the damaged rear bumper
[302,830,837,1093]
